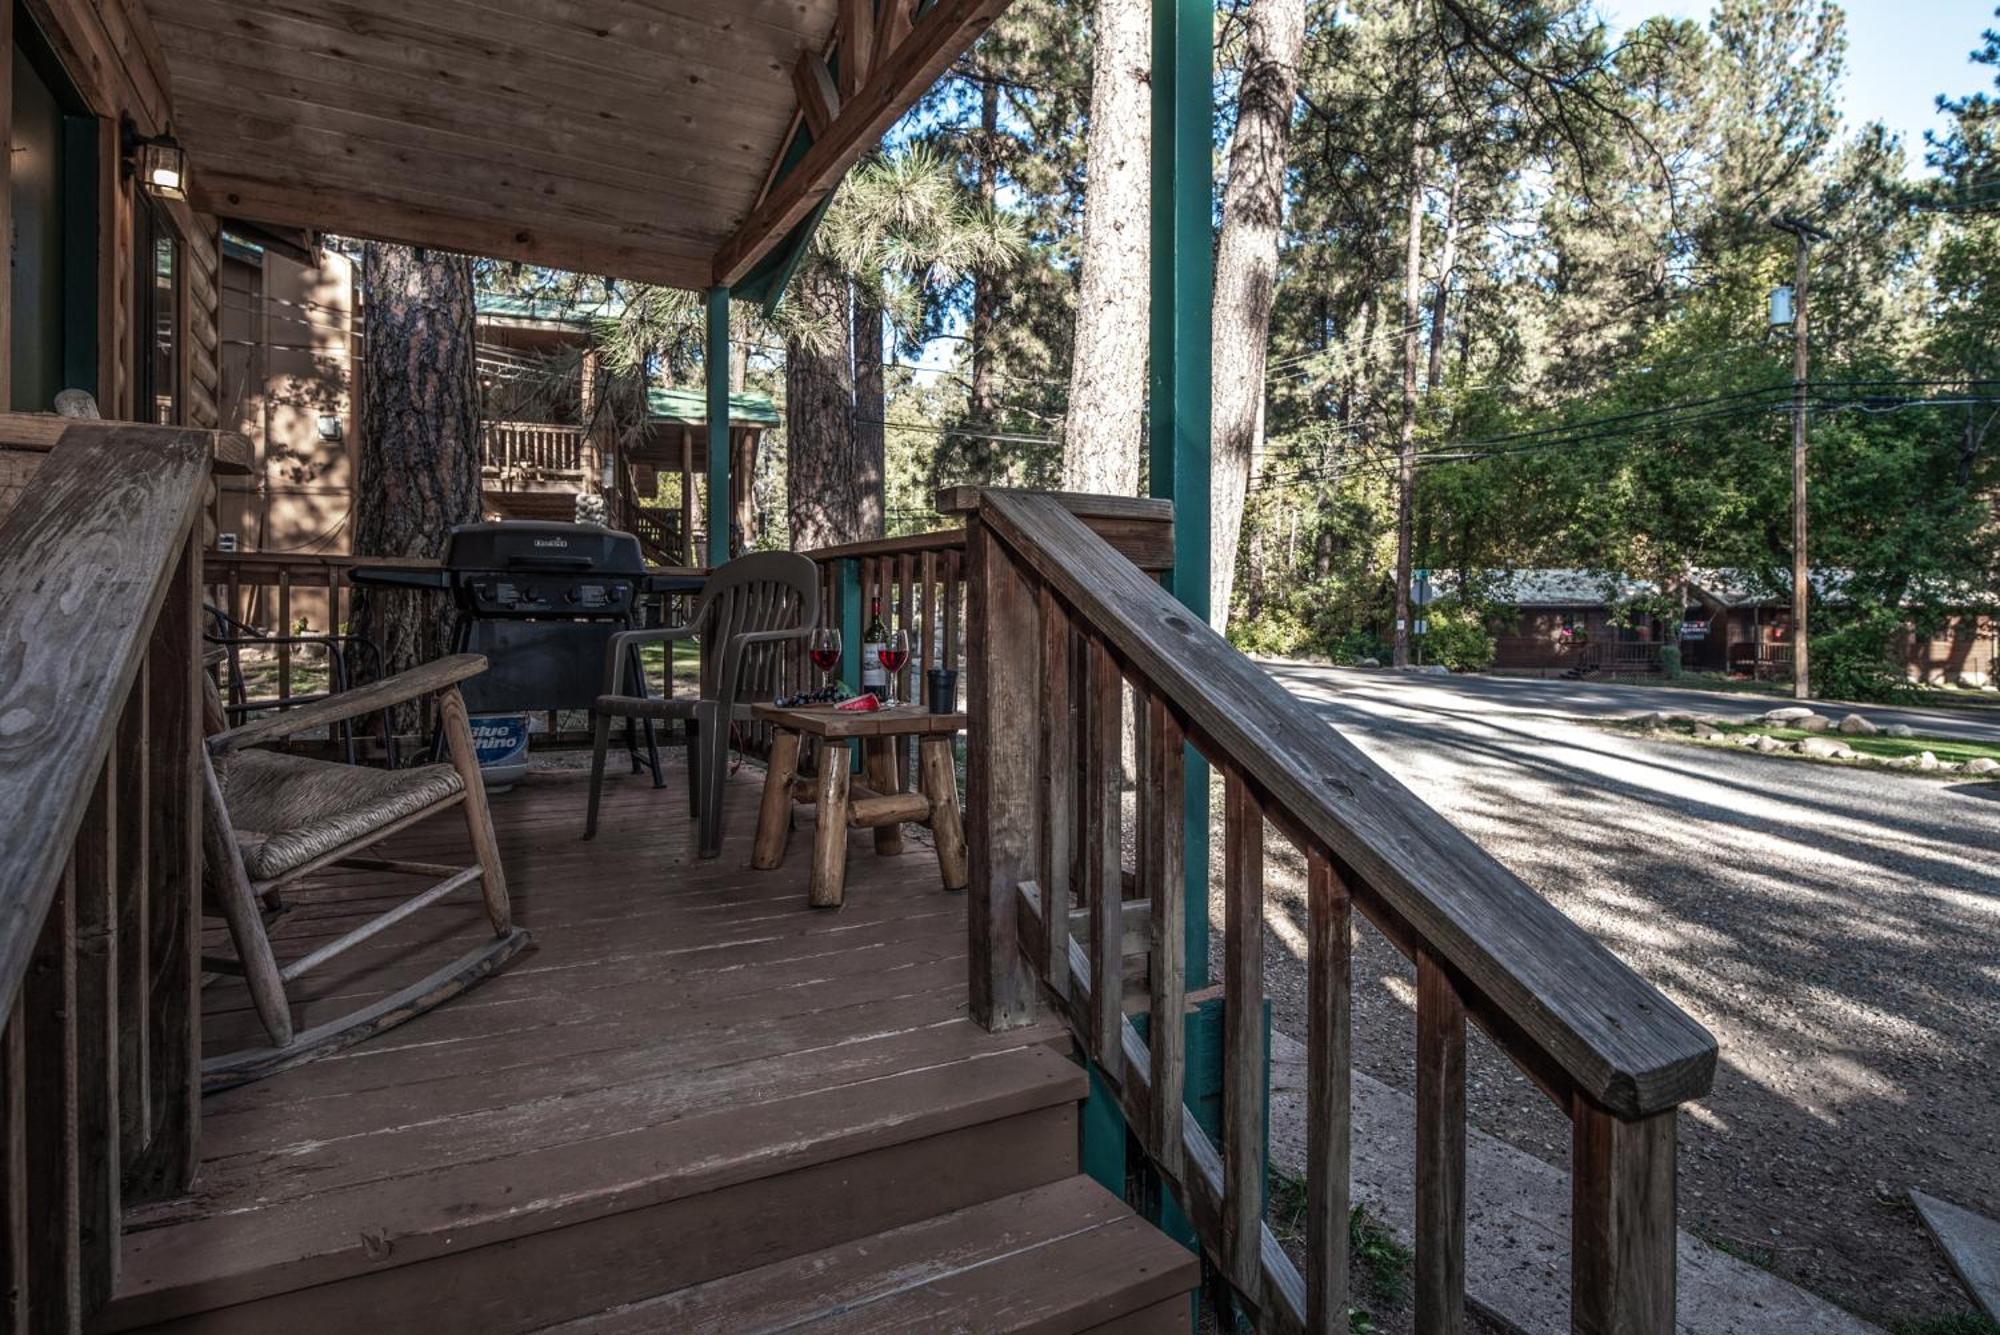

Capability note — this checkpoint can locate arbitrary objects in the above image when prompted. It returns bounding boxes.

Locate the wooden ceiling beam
[792,51,840,139]
[713,0,1011,288]
[839,0,875,94]
[193,171,714,290]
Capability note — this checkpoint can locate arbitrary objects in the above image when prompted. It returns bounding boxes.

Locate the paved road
[1258,658,2000,742]
[1249,660,2000,1324]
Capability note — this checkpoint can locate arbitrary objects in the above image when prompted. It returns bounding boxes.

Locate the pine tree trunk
[970,75,1002,427]
[1426,170,1460,394]
[854,294,886,530]
[1209,0,1306,629]
[1061,0,1150,495]
[351,241,481,729]
[1392,140,1425,670]
[785,266,876,549]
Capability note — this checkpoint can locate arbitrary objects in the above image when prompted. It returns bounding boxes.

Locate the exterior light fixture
[316,414,344,442]
[122,118,188,201]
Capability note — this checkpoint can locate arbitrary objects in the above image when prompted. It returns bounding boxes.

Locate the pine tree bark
[970,75,1003,427]
[1426,169,1461,394]
[785,266,876,549]
[1392,138,1425,669]
[1209,0,1306,629]
[351,241,481,724]
[854,294,886,529]
[1061,0,1150,495]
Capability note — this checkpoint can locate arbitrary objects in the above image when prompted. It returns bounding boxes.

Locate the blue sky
[1600,0,1997,172]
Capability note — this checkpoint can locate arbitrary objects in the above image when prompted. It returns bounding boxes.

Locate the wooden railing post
[964,515,1038,1030]
[1416,950,1467,1335]
[1571,1100,1677,1335]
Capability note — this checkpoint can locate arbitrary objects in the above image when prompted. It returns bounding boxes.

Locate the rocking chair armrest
[602,623,701,696]
[209,654,489,755]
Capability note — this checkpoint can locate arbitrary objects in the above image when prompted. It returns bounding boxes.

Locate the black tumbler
[926,667,958,714]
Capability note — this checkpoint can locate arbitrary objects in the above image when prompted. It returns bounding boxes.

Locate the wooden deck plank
[537,1174,1195,1335]
[109,761,1070,1329]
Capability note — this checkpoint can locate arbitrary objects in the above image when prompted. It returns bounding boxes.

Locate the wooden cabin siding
[1,0,222,431]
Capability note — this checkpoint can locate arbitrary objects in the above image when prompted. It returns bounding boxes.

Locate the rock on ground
[1839,714,1879,737]
[1800,736,1858,759]
[1765,706,1817,723]
[1885,724,1915,738]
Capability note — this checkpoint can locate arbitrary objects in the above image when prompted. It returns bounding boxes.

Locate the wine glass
[878,628,910,706]
[807,626,842,695]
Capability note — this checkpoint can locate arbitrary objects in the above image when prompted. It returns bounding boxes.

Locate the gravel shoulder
[1229,666,2000,1326]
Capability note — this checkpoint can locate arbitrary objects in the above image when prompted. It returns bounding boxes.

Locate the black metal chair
[586,552,819,857]
[204,603,399,767]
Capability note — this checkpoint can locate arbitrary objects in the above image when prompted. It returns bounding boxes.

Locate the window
[135,201,180,423]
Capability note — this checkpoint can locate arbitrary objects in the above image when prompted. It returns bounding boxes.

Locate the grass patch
[1266,1167,1411,1329]
[1689,1221,1776,1270]
[1887,1316,2000,1335]
[1704,721,2000,766]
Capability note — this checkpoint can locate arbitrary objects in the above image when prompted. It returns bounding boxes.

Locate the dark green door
[9,8,96,413]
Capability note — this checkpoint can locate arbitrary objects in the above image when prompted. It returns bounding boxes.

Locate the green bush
[1659,644,1683,679]
[1812,606,1913,702]
[1417,600,1496,672]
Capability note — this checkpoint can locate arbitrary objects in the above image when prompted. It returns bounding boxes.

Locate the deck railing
[0,420,228,1329]
[481,419,588,478]
[959,488,1718,1333]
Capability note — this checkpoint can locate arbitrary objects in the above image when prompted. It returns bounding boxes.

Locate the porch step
[94,1041,1086,1334]
[534,1174,1200,1334]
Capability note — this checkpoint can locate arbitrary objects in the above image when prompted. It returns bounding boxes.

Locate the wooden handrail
[0,424,211,1010]
[0,418,234,1327]
[960,487,1718,1333]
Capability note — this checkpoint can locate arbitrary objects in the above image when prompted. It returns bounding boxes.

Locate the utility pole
[1772,215,1828,701]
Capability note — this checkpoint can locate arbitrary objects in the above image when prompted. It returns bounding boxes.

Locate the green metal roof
[647,385,780,427]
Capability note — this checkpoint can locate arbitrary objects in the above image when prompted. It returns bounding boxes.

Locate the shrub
[1812,605,1913,702]
[1659,644,1682,679]
[1417,599,1496,672]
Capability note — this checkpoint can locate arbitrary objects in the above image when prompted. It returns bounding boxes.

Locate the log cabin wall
[1,0,219,429]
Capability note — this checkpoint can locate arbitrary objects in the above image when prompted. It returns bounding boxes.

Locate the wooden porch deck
[96,755,1196,1334]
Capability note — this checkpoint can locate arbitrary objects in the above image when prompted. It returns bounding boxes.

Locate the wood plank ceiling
[142,0,832,289]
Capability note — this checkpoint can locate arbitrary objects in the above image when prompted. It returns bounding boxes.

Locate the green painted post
[1148,0,1213,989]
[1080,1058,1128,1200]
[838,559,862,690]
[704,285,732,567]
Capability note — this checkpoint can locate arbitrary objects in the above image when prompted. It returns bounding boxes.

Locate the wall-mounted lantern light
[122,118,188,201]
[316,414,344,443]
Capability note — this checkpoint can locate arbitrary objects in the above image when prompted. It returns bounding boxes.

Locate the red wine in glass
[878,629,910,703]
[807,627,841,693]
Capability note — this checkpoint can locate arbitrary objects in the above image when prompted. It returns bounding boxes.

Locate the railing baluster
[24,865,80,1331]
[1,1013,26,1330]
[1571,1100,1677,1334]
[1037,587,1074,997]
[1222,767,1266,1302]
[72,758,120,1309]
[1416,949,1467,1335]
[1305,848,1352,1334]
[276,566,293,702]
[115,679,151,1172]
[1146,698,1185,1179]
[1084,637,1123,1084]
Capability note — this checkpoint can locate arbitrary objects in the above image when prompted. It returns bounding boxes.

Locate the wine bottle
[861,597,888,699]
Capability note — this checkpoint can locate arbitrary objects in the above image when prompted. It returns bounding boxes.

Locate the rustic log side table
[748,703,969,909]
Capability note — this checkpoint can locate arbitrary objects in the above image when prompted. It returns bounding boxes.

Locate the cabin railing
[0,419,233,1330]
[959,488,1718,1333]
[480,419,589,478]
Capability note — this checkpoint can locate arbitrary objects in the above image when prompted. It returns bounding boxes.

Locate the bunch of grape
[776,684,852,708]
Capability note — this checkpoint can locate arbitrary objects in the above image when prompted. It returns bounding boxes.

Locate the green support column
[705,285,733,567]
[1148,0,1213,989]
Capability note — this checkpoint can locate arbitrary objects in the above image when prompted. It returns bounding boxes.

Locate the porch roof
[142,0,1008,293]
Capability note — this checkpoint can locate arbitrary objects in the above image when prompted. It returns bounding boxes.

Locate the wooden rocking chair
[199,653,533,1088]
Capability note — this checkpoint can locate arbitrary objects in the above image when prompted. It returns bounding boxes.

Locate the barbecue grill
[351,520,701,719]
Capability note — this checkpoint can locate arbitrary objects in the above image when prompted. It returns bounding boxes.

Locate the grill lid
[441,521,646,576]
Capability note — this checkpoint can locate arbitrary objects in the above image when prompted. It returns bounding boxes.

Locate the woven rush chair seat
[226,750,465,881]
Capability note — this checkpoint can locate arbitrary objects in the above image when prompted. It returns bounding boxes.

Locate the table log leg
[752,728,801,871]
[863,736,905,856]
[811,740,852,909]
[920,736,968,892]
